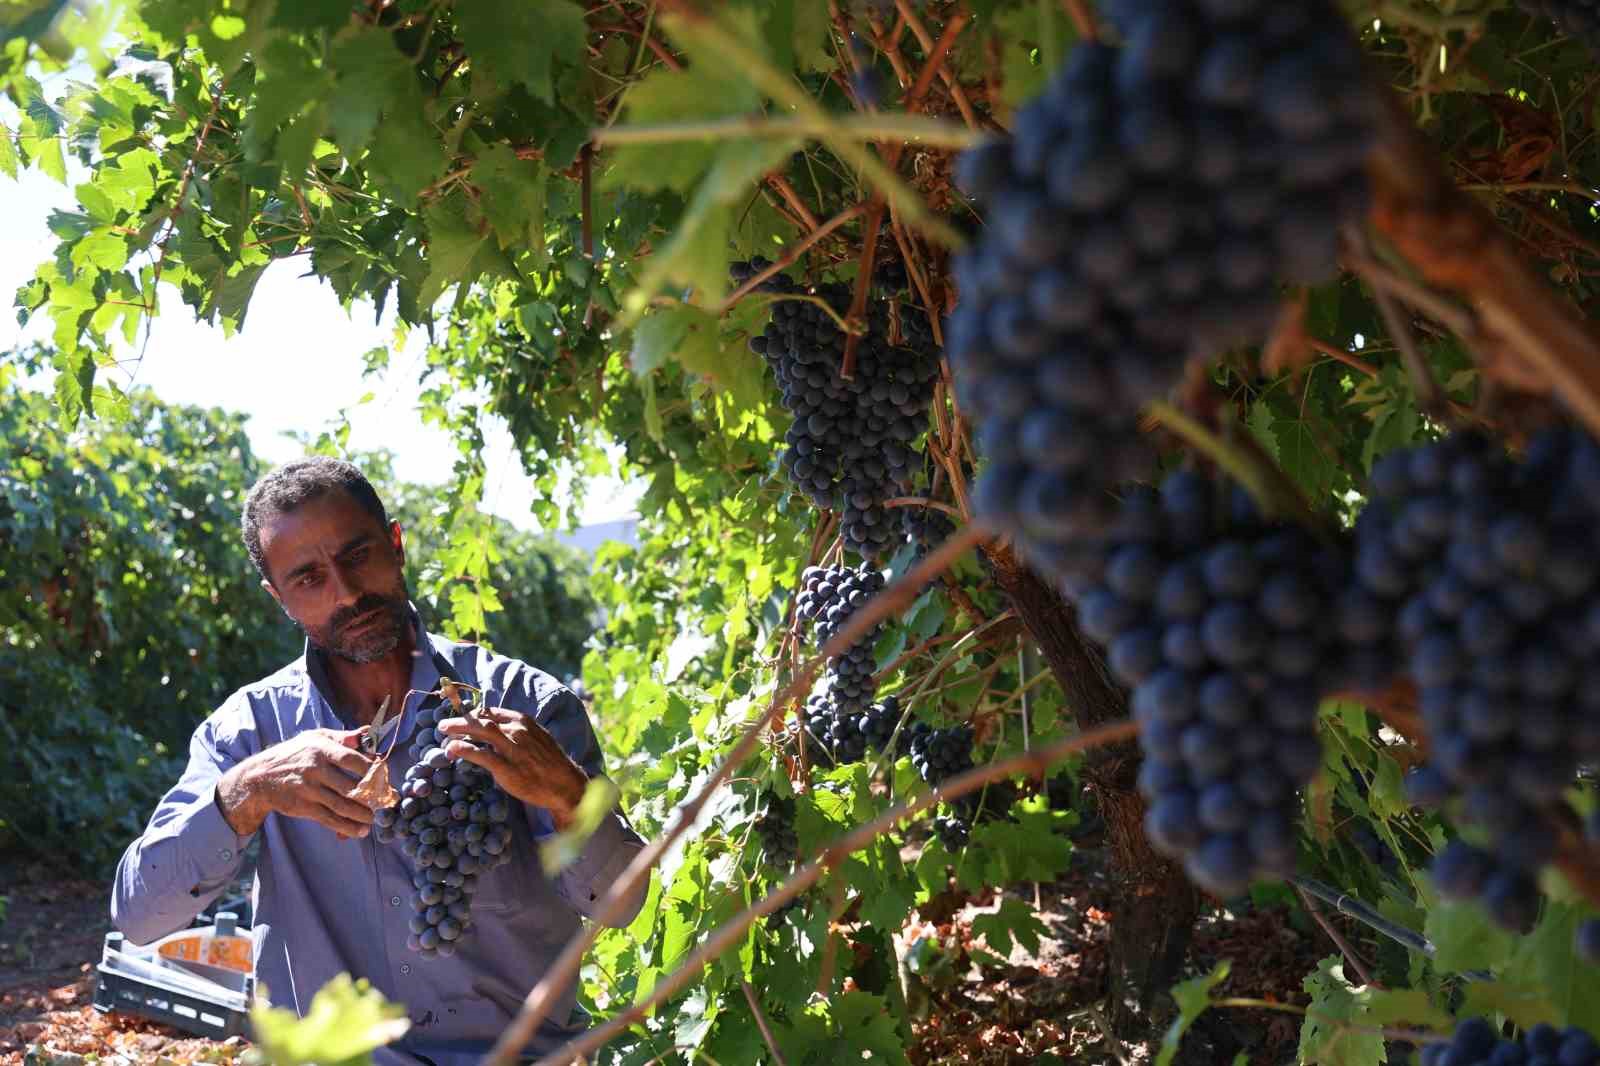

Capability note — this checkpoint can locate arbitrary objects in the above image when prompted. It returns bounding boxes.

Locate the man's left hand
[437,707,588,830]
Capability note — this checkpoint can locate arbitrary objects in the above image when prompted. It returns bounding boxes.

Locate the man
[111,457,646,1064]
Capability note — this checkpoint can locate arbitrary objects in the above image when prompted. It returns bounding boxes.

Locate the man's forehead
[260,492,381,562]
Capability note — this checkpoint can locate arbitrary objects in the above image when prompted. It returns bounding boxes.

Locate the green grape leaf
[367,106,447,202]
[1499,901,1600,1026]
[791,0,832,71]
[327,27,413,153]
[1156,961,1229,1066]
[418,197,489,310]
[1297,957,1386,1066]
[970,896,1047,959]
[271,0,355,33]
[1424,893,1514,975]
[1461,980,1561,1028]
[455,0,588,103]
[0,120,18,179]
[471,144,547,255]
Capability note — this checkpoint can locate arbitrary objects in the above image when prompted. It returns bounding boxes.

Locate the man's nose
[328,561,363,607]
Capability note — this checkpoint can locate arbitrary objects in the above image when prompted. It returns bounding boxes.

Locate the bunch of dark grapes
[908,722,976,787]
[803,693,869,765]
[735,259,941,560]
[1071,472,1347,897]
[929,781,1018,852]
[374,693,515,959]
[946,1,1380,583]
[1421,1017,1599,1066]
[857,694,910,756]
[1341,434,1506,693]
[1518,0,1600,59]
[902,504,955,560]
[754,793,799,867]
[1362,429,1600,931]
[931,814,970,850]
[798,563,887,709]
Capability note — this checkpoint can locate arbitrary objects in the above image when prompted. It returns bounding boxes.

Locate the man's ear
[389,520,405,566]
[262,577,282,606]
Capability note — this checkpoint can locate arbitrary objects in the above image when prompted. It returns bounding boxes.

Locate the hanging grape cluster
[908,721,976,788]
[374,689,515,959]
[734,259,942,560]
[798,562,888,710]
[1066,472,1346,897]
[1421,1018,1600,1066]
[946,0,1380,581]
[803,692,909,767]
[1357,429,1600,930]
[1518,0,1600,59]
[754,792,799,867]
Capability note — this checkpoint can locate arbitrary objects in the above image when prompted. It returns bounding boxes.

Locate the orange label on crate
[158,936,202,962]
[206,936,252,974]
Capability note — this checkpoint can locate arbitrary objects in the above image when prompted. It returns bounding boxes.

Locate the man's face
[259,490,411,664]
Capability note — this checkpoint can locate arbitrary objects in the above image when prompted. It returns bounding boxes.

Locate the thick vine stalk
[1367,95,1600,433]
[482,523,987,1066]
[528,719,1141,1066]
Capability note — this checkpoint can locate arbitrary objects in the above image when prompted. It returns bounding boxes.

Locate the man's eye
[299,572,322,587]
[349,548,370,564]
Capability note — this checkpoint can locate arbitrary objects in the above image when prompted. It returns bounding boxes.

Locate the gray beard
[297,600,411,665]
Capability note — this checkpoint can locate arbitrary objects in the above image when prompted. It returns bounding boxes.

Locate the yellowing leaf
[251,973,409,1066]
[538,776,622,876]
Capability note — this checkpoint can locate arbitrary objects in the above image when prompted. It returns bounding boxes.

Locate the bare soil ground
[0,848,1346,1065]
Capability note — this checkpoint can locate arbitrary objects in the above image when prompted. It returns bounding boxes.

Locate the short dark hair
[242,456,390,583]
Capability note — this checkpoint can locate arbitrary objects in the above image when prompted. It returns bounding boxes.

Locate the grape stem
[716,203,869,313]
[740,980,790,1066]
[1367,83,1600,435]
[1058,0,1097,41]
[892,0,983,130]
[881,494,962,518]
[1346,224,1451,423]
[588,113,982,149]
[1211,998,1440,1043]
[526,718,1142,1066]
[482,523,988,1065]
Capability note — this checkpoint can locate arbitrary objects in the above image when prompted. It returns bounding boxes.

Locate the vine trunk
[985,542,1200,1046]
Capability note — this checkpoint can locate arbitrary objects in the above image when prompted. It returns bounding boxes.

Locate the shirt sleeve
[525,687,647,927]
[111,697,261,945]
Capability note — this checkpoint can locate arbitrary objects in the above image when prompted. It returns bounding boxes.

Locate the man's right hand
[215,729,376,839]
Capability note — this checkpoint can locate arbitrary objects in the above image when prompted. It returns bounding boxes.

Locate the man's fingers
[437,715,510,754]
[313,783,378,828]
[317,737,376,778]
[444,738,512,778]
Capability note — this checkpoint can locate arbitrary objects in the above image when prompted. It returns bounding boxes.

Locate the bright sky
[0,79,642,532]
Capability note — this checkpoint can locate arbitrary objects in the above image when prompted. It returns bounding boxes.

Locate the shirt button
[219,849,233,861]
[400,964,411,975]
[391,896,402,907]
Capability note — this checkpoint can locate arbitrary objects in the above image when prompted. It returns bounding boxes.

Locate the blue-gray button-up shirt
[110,610,646,1064]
